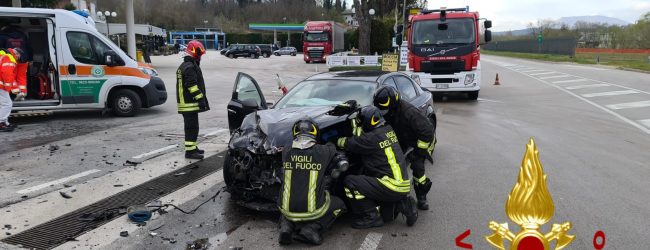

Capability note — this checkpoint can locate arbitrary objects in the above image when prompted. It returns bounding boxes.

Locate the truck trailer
[303,21,345,63]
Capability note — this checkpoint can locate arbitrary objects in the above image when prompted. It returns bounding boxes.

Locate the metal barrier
[483,38,577,56]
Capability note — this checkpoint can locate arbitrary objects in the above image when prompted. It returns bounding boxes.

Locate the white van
[0,7,166,116]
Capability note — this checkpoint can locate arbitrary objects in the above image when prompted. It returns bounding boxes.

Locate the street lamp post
[369,9,375,54]
[97,11,117,38]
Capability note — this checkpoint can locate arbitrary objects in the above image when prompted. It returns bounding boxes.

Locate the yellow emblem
[379,98,390,107]
[486,138,575,250]
[309,124,318,135]
[370,116,380,126]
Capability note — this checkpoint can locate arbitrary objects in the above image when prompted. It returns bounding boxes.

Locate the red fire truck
[303,21,345,63]
[406,7,492,100]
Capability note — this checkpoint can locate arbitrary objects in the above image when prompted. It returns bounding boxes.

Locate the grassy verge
[483,50,650,72]
[329,66,406,71]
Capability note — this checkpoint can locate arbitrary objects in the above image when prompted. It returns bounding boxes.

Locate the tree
[352,0,371,54]
[63,2,76,10]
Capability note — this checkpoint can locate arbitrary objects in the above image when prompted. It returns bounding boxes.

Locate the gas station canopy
[248,23,304,31]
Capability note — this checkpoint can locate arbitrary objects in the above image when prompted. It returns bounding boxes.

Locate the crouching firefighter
[374,86,435,210]
[176,40,209,159]
[278,119,349,245]
[336,106,418,229]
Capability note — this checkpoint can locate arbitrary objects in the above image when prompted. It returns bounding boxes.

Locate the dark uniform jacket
[279,143,339,222]
[339,125,411,193]
[176,56,209,114]
[386,101,434,152]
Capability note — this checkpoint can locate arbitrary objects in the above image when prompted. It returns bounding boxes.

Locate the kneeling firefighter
[336,106,418,229]
[278,119,349,245]
[374,86,435,210]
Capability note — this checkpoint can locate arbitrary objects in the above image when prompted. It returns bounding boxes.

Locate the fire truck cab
[406,7,491,100]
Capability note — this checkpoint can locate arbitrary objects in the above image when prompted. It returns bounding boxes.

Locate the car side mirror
[484,20,492,29]
[241,98,260,110]
[485,30,492,43]
[104,51,123,66]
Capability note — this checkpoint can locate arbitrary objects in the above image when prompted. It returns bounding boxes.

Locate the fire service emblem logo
[485,138,575,250]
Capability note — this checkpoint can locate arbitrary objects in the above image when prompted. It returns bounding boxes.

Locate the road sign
[382,54,399,72]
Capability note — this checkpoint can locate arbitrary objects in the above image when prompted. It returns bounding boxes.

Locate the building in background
[342,9,358,27]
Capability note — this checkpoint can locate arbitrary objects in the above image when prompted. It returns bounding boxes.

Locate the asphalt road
[1,53,649,250]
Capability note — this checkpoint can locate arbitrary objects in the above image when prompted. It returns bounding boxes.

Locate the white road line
[530,72,557,76]
[497,64,650,134]
[203,128,229,138]
[553,79,589,84]
[358,232,383,250]
[555,72,650,95]
[17,169,101,194]
[565,84,610,90]
[606,101,650,110]
[582,90,639,98]
[639,119,650,129]
[132,144,179,160]
[540,75,571,80]
[477,98,505,103]
[520,69,547,73]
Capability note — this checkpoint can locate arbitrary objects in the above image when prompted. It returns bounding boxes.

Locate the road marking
[132,144,179,160]
[203,128,229,138]
[495,63,650,134]
[520,69,547,73]
[553,79,588,84]
[565,84,610,90]
[540,75,571,80]
[358,232,383,250]
[17,169,101,194]
[606,101,650,110]
[639,119,650,129]
[582,90,639,98]
[530,72,557,76]
[478,98,505,103]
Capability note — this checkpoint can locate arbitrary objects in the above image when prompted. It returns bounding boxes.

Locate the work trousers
[285,195,347,231]
[343,175,406,213]
[182,112,199,151]
[408,152,427,181]
[0,90,12,124]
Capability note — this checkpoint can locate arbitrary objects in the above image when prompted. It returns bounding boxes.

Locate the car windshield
[274,80,376,109]
[304,32,329,42]
[412,18,475,45]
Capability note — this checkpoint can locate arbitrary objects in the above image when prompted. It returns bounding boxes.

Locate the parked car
[224,44,261,59]
[255,44,273,58]
[224,71,437,211]
[220,45,234,55]
[273,46,297,56]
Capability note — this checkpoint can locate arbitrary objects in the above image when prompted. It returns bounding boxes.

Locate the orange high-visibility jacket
[0,54,17,93]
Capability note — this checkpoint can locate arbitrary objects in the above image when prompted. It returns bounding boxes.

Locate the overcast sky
[425,0,650,31]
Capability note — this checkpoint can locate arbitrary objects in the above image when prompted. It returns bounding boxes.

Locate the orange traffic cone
[494,73,500,85]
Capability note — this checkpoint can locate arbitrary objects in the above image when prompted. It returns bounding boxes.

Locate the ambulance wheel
[467,91,479,100]
[110,89,141,117]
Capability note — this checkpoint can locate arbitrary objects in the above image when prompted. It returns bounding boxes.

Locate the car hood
[230,106,347,154]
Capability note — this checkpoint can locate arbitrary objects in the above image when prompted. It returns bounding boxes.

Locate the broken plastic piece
[120,231,128,237]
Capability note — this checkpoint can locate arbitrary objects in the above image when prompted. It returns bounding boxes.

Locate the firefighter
[0,48,25,132]
[278,119,349,245]
[336,106,418,229]
[176,40,209,159]
[373,86,435,210]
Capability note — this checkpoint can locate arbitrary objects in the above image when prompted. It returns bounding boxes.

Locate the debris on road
[120,231,128,237]
[185,238,210,250]
[113,184,124,187]
[59,191,72,199]
[48,145,59,152]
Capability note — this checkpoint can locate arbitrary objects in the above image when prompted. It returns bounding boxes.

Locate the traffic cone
[494,73,500,85]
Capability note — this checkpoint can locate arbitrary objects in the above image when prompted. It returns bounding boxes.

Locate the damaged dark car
[224,71,437,211]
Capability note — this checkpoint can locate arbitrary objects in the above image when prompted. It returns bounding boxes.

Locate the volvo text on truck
[303,21,345,63]
[406,7,492,100]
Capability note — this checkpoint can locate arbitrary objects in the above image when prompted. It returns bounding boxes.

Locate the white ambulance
[0,7,166,116]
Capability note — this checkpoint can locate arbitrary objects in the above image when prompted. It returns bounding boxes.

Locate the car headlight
[464,73,475,85]
[139,67,158,77]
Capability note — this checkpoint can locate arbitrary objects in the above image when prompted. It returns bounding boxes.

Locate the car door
[227,72,268,132]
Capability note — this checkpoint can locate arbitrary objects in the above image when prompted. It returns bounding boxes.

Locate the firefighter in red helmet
[176,40,209,159]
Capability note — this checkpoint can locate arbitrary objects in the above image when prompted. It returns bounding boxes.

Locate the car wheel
[223,152,245,198]
[274,52,280,56]
[291,52,296,56]
[467,90,479,100]
[110,89,141,117]
[228,53,234,59]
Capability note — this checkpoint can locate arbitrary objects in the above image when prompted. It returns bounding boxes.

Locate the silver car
[273,46,297,56]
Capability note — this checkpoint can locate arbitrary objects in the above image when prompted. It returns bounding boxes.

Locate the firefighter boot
[295,223,322,245]
[397,196,418,226]
[185,149,204,159]
[414,178,432,210]
[278,216,294,245]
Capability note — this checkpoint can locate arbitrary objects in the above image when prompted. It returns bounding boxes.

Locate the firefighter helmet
[358,106,385,132]
[373,85,399,115]
[185,40,206,60]
[292,119,319,140]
